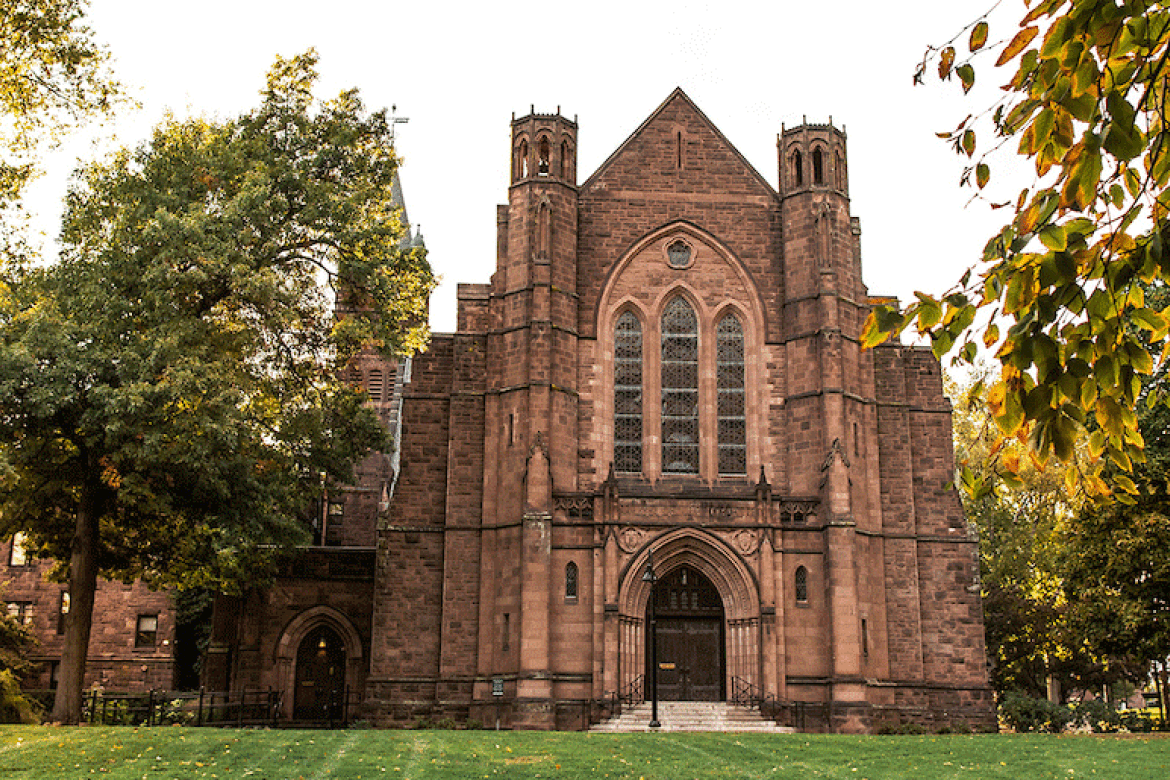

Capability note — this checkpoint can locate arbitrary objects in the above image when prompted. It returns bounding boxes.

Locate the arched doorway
[294,625,346,720]
[615,528,761,705]
[648,566,725,701]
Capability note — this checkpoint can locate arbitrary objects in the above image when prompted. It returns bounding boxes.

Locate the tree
[950,371,1095,700]
[863,1,1170,500]
[0,589,39,723]
[1060,360,1170,711]
[0,0,120,210]
[0,51,434,723]
[952,363,1166,704]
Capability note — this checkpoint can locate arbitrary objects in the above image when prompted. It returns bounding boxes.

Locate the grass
[0,726,1167,779]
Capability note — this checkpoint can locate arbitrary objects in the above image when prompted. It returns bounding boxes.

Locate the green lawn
[0,727,1167,779]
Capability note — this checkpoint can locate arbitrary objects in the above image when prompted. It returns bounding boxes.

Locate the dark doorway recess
[294,625,346,720]
[647,566,725,701]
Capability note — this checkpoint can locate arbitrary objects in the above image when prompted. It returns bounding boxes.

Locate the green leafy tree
[1060,362,1170,709]
[950,372,1093,700]
[864,0,1170,500]
[0,0,120,210]
[0,51,434,723]
[0,600,39,723]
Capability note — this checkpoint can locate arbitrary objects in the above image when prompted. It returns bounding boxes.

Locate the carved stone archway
[274,606,365,719]
[616,528,761,701]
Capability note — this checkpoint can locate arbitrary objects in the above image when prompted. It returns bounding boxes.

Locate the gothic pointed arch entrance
[294,624,346,720]
[648,565,725,700]
[617,528,761,702]
[274,605,365,720]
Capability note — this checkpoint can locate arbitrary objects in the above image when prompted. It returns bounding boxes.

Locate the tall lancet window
[662,297,699,474]
[614,311,643,473]
[536,201,551,258]
[717,313,746,474]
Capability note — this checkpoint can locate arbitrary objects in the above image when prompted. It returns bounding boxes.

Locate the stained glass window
[614,311,643,473]
[795,566,809,603]
[662,297,699,474]
[717,313,746,474]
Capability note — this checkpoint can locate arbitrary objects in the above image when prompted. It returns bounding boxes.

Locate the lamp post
[643,553,661,728]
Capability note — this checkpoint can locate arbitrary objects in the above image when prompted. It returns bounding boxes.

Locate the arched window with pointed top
[795,566,809,603]
[812,147,824,184]
[565,561,579,600]
[792,149,803,186]
[662,297,699,474]
[716,312,746,475]
[516,138,529,180]
[538,136,551,175]
[614,311,643,473]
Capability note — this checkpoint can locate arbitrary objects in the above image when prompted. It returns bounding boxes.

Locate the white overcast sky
[28,0,1027,333]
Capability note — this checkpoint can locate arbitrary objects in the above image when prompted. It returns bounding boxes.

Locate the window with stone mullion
[614,311,643,473]
[662,297,699,474]
[717,313,746,475]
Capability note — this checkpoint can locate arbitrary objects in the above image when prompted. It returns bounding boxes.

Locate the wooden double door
[648,567,725,701]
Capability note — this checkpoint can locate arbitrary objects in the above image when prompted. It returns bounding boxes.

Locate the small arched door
[294,625,346,720]
[648,566,725,701]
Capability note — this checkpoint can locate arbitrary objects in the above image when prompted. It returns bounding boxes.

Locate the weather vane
[390,104,410,143]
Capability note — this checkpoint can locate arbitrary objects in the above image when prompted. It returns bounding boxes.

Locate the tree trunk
[50,465,101,724]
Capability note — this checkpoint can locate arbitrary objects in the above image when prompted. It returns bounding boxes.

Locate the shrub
[0,670,42,724]
[999,691,1072,733]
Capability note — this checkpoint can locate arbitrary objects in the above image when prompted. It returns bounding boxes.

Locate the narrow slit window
[614,311,643,473]
[792,150,803,186]
[8,531,28,566]
[565,561,579,600]
[813,148,824,184]
[835,150,844,189]
[502,613,510,652]
[677,131,683,169]
[662,297,699,474]
[795,566,809,603]
[561,140,572,179]
[57,591,69,634]
[717,313,746,475]
[536,201,551,258]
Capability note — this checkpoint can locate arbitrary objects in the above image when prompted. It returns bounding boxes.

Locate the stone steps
[590,701,795,733]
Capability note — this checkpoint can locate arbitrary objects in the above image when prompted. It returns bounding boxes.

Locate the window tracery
[662,297,699,474]
[716,313,746,475]
[613,311,643,473]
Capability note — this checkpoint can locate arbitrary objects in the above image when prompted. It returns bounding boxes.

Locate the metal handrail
[597,674,646,724]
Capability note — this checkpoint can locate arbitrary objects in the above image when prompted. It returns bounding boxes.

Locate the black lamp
[643,552,661,728]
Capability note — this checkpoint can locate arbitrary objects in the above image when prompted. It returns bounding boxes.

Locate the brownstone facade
[4,91,994,732]
[355,90,993,732]
[2,539,176,692]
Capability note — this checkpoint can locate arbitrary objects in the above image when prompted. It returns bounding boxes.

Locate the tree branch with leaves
[865,0,1170,501]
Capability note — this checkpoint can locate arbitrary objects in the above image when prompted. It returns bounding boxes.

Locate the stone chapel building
[5,90,994,732]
